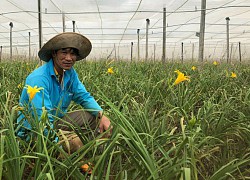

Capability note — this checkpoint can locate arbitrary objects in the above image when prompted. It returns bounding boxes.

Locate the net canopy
[0,0,250,61]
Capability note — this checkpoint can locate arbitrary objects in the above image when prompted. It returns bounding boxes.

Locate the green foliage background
[0,60,249,179]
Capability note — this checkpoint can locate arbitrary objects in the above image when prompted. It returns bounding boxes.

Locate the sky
[0,0,250,61]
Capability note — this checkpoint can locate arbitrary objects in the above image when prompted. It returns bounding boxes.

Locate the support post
[239,42,241,62]
[198,0,206,62]
[145,19,150,61]
[29,32,31,60]
[72,21,75,32]
[154,44,156,62]
[0,46,2,62]
[38,0,42,50]
[181,42,184,63]
[192,43,194,61]
[9,22,13,60]
[137,29,140,61]
[114,44,117,60]
[162,7,166,63]
[131,42,133,62]
[226,17,230,63]
[62,11,65,32]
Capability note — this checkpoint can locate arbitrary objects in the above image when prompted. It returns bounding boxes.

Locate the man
[17,32,112,153]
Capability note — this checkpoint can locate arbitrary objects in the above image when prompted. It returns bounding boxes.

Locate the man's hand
[98,113,112,137]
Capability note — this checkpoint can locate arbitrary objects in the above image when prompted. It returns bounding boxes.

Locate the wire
[118,0,143,44]
[2,5,250,15]
[149,0,190,32]
[1,0,250,57]
[94,0,104,54]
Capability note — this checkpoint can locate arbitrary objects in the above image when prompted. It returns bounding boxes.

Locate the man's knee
[58,130,83,154]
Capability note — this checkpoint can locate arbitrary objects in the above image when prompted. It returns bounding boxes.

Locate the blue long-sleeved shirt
[17,59,102,139]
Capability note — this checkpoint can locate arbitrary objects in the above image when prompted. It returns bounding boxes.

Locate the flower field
[0,59,249,179]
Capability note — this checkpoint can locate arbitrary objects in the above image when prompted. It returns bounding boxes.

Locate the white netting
[0,0,250,62]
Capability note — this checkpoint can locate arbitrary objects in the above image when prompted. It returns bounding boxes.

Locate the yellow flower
[191,66,196,71]
[231,72,237,78]
[107,67,114,74]
[25,85,43,101]
[174,70,190,85]
[213,61,218,65]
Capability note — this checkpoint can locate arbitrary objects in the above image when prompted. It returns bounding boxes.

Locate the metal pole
[9,22,13,60]
[0,46,2,62]
[117,45,119,61]
[62,11,65,32]
[145,19,150,61]
[114,44,117,60]
[38,0,42,50]
[198,0,206,62]
[162,7,166,63]
[137,29,140,61]
[192,43,194,61]
[239,42,241,62]
[29,32,31,60]
[154,44,156,62]
[131,42,133,62]
[181,42,184,63]
[226,17,230,63]
[72,21,75,32]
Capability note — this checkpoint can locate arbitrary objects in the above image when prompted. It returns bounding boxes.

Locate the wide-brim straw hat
[38,32,92,62]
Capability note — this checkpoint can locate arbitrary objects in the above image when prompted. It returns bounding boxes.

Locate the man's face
[53,48,78,73]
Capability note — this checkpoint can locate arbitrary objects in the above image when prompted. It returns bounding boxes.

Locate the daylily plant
[25,85,43,101]
[191,66,196,71]
[231,72,237,78]
[107,67,114,74]
[174,70,190,85]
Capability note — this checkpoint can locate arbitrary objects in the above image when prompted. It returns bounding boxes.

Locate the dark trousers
[56,110,98,131]
[55,110,98,153]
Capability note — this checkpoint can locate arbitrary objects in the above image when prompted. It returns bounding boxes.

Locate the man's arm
[71,72,102,116]
[98,111,112,135]
[71,72,112,135]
